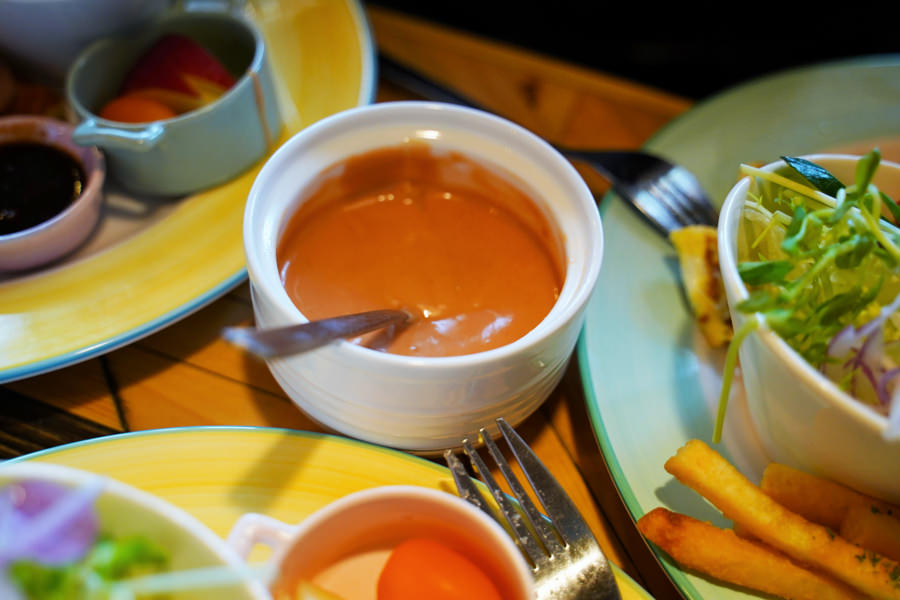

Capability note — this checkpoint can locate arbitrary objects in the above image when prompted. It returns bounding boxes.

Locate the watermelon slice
[121,34,237,98]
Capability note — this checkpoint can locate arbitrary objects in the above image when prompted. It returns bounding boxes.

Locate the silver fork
[444,418,621,600]
[379,53,718,237]
[561,148,717,235]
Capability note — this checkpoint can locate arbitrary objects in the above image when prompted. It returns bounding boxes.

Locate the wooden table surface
[1,6,694,599]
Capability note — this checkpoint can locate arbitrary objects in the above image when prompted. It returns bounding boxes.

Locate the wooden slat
[134,287,284,397]
[4,358,124,430]
[0,388,119,458]
[369,6,690,149]
[104,345,312,431]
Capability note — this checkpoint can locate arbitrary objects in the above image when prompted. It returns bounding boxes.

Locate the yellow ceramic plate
[0,0,376,383]
[17,426,652,599]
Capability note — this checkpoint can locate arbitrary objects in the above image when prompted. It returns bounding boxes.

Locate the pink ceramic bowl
[0,115,105,271]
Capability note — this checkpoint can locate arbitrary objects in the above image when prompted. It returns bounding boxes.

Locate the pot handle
[72,119,164,152]
[226,512,295,560]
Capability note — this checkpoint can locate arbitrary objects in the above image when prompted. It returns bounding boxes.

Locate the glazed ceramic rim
[0,115,104,242]
[718,153,896,435]
[244,100,603,369]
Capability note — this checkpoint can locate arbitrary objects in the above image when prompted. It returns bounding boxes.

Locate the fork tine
[657,168,718,225]
[630,189,688,235]
[671,167,718,224]
[567,149,717,235]
[479,428,566,557]
[496,419,594,546]
[495,420,622,600]
[448,421,622,600]
[443,448,495,518]
[647,180,698,228]
[458,438,547,567]
[652,178,707,227]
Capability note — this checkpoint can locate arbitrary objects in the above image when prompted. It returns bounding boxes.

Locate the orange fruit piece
[377,538,503,600]
[99,94,177,123]
[125,88,206,114]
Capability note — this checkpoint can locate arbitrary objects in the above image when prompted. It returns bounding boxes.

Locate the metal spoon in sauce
[223,309,411,359]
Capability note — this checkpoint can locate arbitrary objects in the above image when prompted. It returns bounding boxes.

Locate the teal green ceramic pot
[66,7,281,196]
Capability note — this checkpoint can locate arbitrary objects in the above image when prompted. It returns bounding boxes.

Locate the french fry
[761,463,899,531]
[841,505,900,563]
[665,440,900,600]
[638,507,866,600]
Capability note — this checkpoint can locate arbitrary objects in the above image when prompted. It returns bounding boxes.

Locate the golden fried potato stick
[665,440,900,600]
[761,463,899,531]
[638,507,866,600]
[841,505,900,563]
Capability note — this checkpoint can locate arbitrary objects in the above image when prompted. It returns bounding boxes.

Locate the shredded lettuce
[8,536,168,600]
[1,480,168,600]
[716,149,900,442]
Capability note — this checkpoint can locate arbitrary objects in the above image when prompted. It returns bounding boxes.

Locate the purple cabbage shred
[0,478,102,568]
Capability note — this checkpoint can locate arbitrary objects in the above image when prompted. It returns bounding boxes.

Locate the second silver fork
[444,418,621,600]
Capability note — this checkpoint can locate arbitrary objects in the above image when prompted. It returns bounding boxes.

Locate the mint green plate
[578,55,900,599]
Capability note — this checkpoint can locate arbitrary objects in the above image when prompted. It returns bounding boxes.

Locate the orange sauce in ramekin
[276,143,565,357]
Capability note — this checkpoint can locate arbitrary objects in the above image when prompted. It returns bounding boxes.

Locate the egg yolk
[99,94,177,123]
[377,538,503,600]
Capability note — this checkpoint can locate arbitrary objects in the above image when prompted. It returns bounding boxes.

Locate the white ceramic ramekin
[718,154,900,503]
[243,101,603,452]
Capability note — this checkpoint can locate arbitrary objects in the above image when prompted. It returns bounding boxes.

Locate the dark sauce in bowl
[0,142,86,235]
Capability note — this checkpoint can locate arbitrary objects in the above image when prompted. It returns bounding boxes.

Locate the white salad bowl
[243,101,603,452]
[0,462,269,600]
[718,154,900,503]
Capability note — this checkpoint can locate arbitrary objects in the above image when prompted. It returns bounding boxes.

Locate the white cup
[226,485,535,599]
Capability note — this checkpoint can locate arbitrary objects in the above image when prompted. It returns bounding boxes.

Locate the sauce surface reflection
[277,143,564,357]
